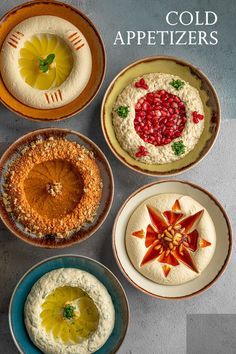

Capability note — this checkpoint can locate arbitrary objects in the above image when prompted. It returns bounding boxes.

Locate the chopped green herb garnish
[170,79,185,91]
[38,53,55,73]
[171,140,185,156]
[63,304,75,320]
[116,106,129,118]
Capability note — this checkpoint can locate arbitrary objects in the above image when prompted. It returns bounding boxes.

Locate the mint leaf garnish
[116,106,129,118]
[171,141,185,156]
[45,54,55,65]
[63,304,75,320]
[170,79,185,90]
[38,53,55,73]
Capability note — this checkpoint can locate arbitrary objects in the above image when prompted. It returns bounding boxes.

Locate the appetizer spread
[113,73,205,164]
[2,136,102,240]
[24,268,115,354]
[126,194,216,285]
[0,16,92,108]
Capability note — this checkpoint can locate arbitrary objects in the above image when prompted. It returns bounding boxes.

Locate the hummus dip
[24,268,115,354]
[0,16,92,108]
[126,194,216,285]
[113,73,205,164]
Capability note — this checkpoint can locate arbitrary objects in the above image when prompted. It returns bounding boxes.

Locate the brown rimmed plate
[0,0,106,121]
[0,128,114,248]
[101,56,220,176]
[113,180,232,299]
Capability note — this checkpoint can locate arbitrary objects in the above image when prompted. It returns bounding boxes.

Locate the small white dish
[113,180,232,299]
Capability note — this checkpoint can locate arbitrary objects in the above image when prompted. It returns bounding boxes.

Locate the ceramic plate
[113,180,232,299]
[0,128,114,248]
[0,0,106,121]
[101,56,220,176]
[9,255,129,353]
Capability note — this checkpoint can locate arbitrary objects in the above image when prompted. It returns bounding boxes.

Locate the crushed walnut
[46,181,63,197]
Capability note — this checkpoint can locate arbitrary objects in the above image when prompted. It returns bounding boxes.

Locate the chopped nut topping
[46,181,63,197]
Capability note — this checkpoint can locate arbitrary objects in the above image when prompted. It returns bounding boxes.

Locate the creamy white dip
[24,268,115,354]
[0,16,92,108]
[126,194,216,285]
[113,73,204,164]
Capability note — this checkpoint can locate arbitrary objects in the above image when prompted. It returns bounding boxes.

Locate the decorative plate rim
[8,254,130,354]
[0,128,114,248]
[112,179,232,300]
[101,55,221,177]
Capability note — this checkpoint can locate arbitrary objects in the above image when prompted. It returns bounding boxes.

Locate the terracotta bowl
[0,128,114,248]
[0,0,106,121]
[113,180,232,299]
[101,56,220,176]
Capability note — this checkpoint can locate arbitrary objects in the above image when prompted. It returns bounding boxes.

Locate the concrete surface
[187,315,236,354]
[0,1,235,353]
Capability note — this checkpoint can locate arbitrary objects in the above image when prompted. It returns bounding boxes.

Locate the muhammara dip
[126,193,216,285]
[24,268,115,354]
[113,73,205,164]
[3,137,102,239]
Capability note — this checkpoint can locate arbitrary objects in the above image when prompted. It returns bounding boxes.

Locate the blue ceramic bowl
[9,255,129,353]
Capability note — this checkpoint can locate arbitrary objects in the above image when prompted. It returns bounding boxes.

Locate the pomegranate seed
[134,78,149,90]
[175,132,182,137]
[142,102,148,110]
[192,111,204,124]
[171,102,178,108]
[165,138,172,144]
[135,145,149,157]
[134,89,187,147]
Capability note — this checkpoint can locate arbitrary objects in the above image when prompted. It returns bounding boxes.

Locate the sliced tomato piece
[172,199,181,212]
[145,224,157,247]
[146,205,167,233]
[173,246,198,273]
[163,211,183,225]
[179,210,204,233]
[132,229,145,239]
[199,238,211,248]
[158,251,179,266]
[162,265,171,278]
[187,229,199,252]
[141,242,161,266]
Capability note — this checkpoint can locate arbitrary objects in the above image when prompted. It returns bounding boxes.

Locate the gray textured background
[0,1,235,353]
[187,315,236,354]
